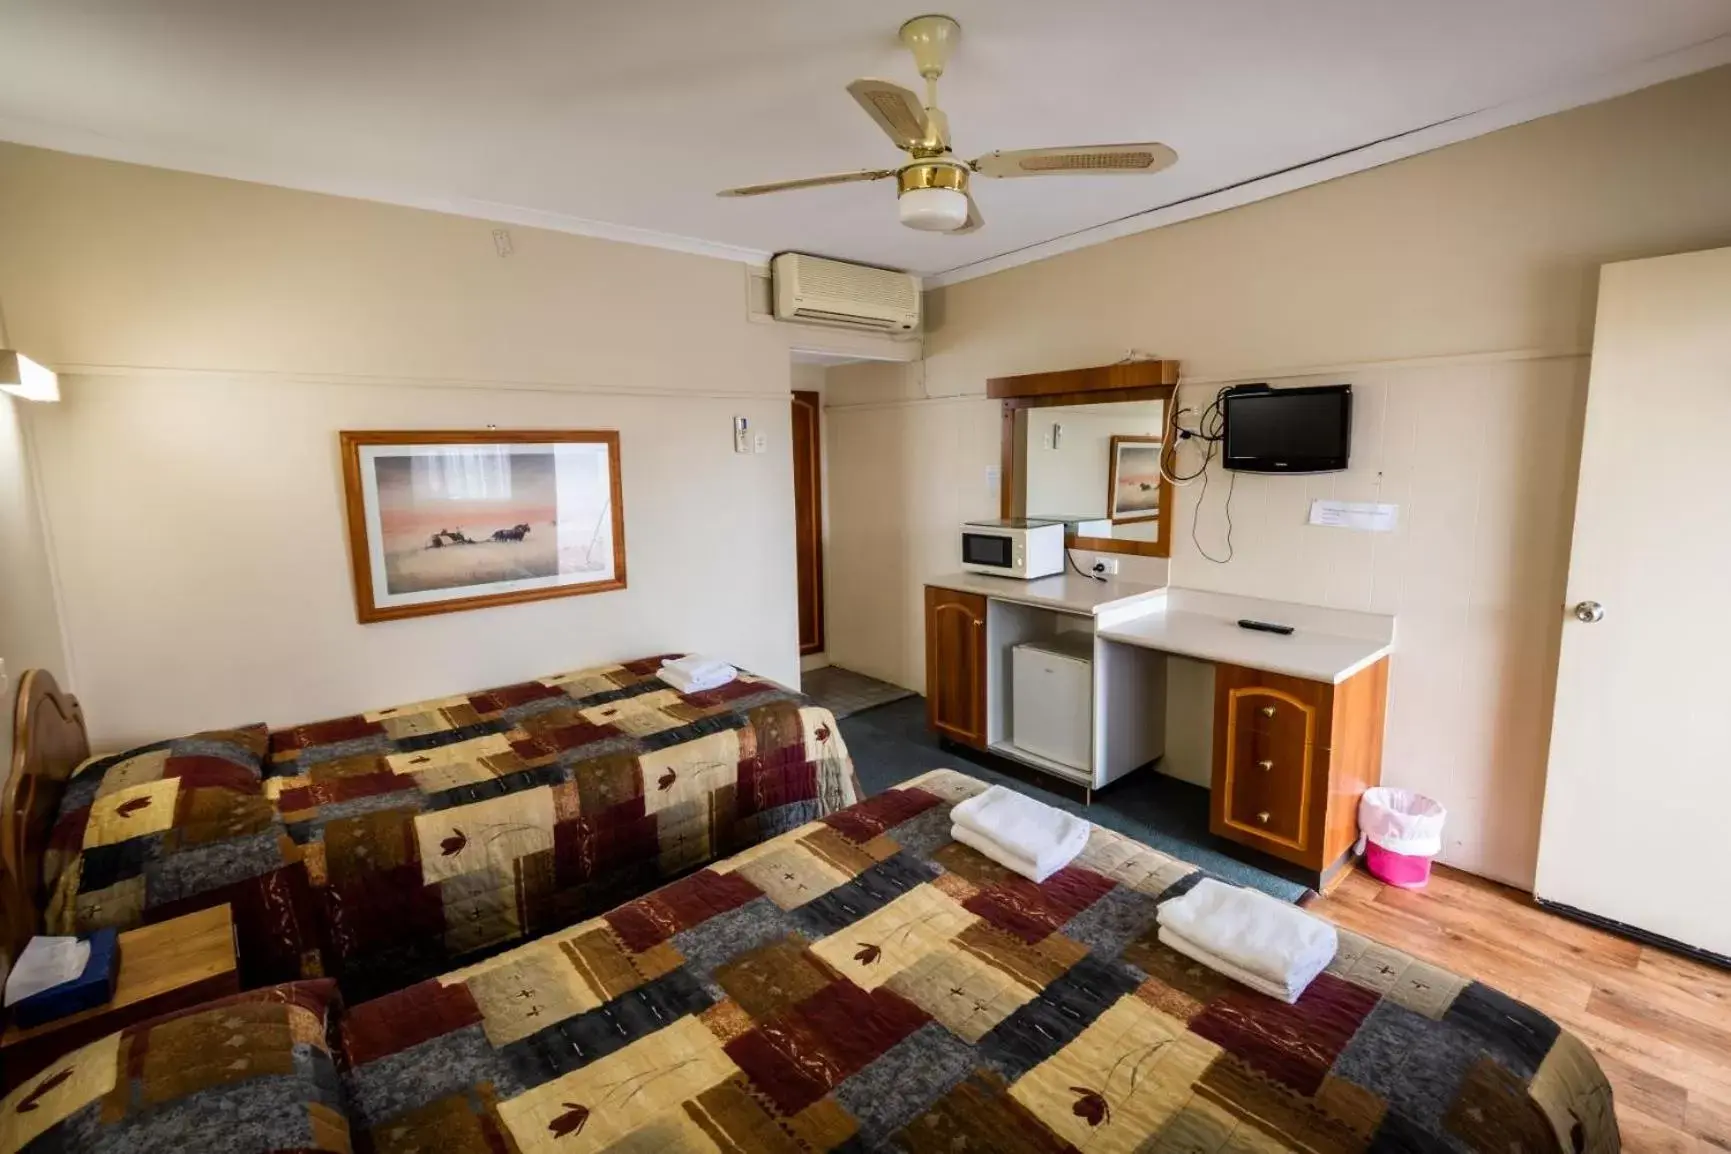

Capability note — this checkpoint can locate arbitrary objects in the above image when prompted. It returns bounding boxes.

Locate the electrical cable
[1066,548,1106,582]
[1176,385,1234,564]
[1159,395,1201,487]
[1160,386,1230,485]
[1190,451,1237,564]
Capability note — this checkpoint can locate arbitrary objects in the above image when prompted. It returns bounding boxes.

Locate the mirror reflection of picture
[1108,435,1163,523]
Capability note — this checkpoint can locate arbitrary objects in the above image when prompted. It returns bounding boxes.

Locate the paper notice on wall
[1308,500,1398,532]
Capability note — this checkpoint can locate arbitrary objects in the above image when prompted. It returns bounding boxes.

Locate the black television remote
[1237,619,1295,635]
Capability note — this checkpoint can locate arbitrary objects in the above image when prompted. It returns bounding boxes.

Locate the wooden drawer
[1209,658,1388,879]
[1223,724,1311,848]
[1209,662,1336,869]
[1225,723,1301,840]
[1230,683,1327,744]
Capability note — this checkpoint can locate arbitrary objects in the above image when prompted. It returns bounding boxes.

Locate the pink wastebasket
[1364,840,1434,889]
[1357,788,1446,890]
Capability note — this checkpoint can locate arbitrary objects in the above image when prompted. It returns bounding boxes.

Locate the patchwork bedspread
[267,656,857,999]
[42,726,319,985]
[0,981,347,1154]
[337,768,1617,1153]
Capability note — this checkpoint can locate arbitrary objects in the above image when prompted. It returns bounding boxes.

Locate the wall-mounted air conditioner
[771,253,920,333]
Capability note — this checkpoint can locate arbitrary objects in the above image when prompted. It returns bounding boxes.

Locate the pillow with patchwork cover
[42,727,321,985]
[0,980,350,1154]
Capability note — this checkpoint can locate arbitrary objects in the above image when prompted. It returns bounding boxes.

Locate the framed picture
[339,430,626,622]
[1107,434,1164,524]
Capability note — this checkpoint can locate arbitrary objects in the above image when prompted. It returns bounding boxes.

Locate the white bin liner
[1356,787,1446,857]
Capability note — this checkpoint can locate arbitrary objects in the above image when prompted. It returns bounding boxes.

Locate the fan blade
[717,169,896,197]
[971,143,1177,178]
[951,192,983,235]
[846,78,931,150]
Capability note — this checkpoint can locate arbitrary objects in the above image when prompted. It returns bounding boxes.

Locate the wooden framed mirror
[991,360,1179,558]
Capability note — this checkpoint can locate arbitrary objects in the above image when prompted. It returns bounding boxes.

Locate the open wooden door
[1535,247,1731,962]
[791,390,825,656]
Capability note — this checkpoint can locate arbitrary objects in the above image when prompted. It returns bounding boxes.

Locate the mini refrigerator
[1012,637,1094,771]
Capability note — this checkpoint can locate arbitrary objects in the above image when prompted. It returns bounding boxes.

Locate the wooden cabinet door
[1210,664,1334,868]
[925,587,987,749]
[791,390,825,656]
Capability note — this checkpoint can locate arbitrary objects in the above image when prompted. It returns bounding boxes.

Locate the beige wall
[824,64,1731,887]
[0,388,69,775]
[0,143,877,747]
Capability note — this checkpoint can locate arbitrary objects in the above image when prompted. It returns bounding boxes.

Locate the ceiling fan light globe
[898,186,969,231]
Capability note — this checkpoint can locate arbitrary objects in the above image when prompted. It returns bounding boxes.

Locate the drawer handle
[1259,705,1277,719]
[1257,759,1273,772]
[1257,811,1271,825]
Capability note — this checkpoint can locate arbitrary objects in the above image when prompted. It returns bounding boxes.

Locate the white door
[1535,246,1731,959]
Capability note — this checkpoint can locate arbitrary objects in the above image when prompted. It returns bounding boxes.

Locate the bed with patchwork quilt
[332,767,1618,1153]
[265,655,857,999]
[38,724,320,985]
[0,981,348,1154]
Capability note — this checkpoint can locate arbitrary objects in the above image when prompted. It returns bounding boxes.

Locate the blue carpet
[838,696,1310,904]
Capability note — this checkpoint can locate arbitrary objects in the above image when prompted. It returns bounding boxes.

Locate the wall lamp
[0,349,59,402]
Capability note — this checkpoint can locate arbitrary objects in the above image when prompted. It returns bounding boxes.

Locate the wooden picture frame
[340,430,626,623]
[1107,435,1164,524]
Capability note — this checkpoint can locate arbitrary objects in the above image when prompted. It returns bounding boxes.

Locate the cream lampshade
[897,185,970,231]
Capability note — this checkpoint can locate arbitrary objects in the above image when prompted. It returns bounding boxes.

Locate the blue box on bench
[9,929,121,1029]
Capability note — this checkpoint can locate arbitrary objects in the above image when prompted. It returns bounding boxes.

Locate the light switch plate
[753,432,767,454]
[0,658,8,699]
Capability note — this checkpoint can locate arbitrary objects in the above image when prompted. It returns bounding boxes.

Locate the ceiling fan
[717,14,1176,235]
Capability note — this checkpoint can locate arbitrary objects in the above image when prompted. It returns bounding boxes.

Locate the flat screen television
[1221,384,1352,473]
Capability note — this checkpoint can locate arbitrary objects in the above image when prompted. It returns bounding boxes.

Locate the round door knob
[1256,811,1271,824]
[1259,705,1277,719]
[1572,601,1604,624]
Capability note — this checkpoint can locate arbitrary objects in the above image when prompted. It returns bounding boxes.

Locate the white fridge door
[1012,644,1093,770]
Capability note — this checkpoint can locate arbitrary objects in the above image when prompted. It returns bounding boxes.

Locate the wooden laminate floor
[1308,865,1731,1151]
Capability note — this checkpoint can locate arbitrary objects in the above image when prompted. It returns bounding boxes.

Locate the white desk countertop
[926,571,1166,619]
[925,575,1393,683]
[1097,590,1393,684]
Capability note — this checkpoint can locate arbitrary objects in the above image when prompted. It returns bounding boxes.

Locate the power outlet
[1092,557,1119,577]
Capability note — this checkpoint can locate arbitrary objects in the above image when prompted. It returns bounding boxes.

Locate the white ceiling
[2,1,1729,281]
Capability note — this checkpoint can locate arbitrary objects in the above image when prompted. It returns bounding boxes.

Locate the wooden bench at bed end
[1,669,91,983]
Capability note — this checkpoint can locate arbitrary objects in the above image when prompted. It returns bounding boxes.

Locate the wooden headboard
[1,669,90,974]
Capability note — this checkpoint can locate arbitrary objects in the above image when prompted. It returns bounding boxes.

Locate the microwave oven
[960,519,1066,580]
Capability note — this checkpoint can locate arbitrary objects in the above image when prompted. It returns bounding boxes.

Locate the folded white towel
[1158,927,1319,1004]
[1155,877,1336,998]
[661,655,736,682]
[950,786,1090,881]
[657,657,733,695]
[953,823,1079,884]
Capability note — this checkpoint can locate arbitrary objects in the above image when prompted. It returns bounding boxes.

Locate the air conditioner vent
[772,253,920,332]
